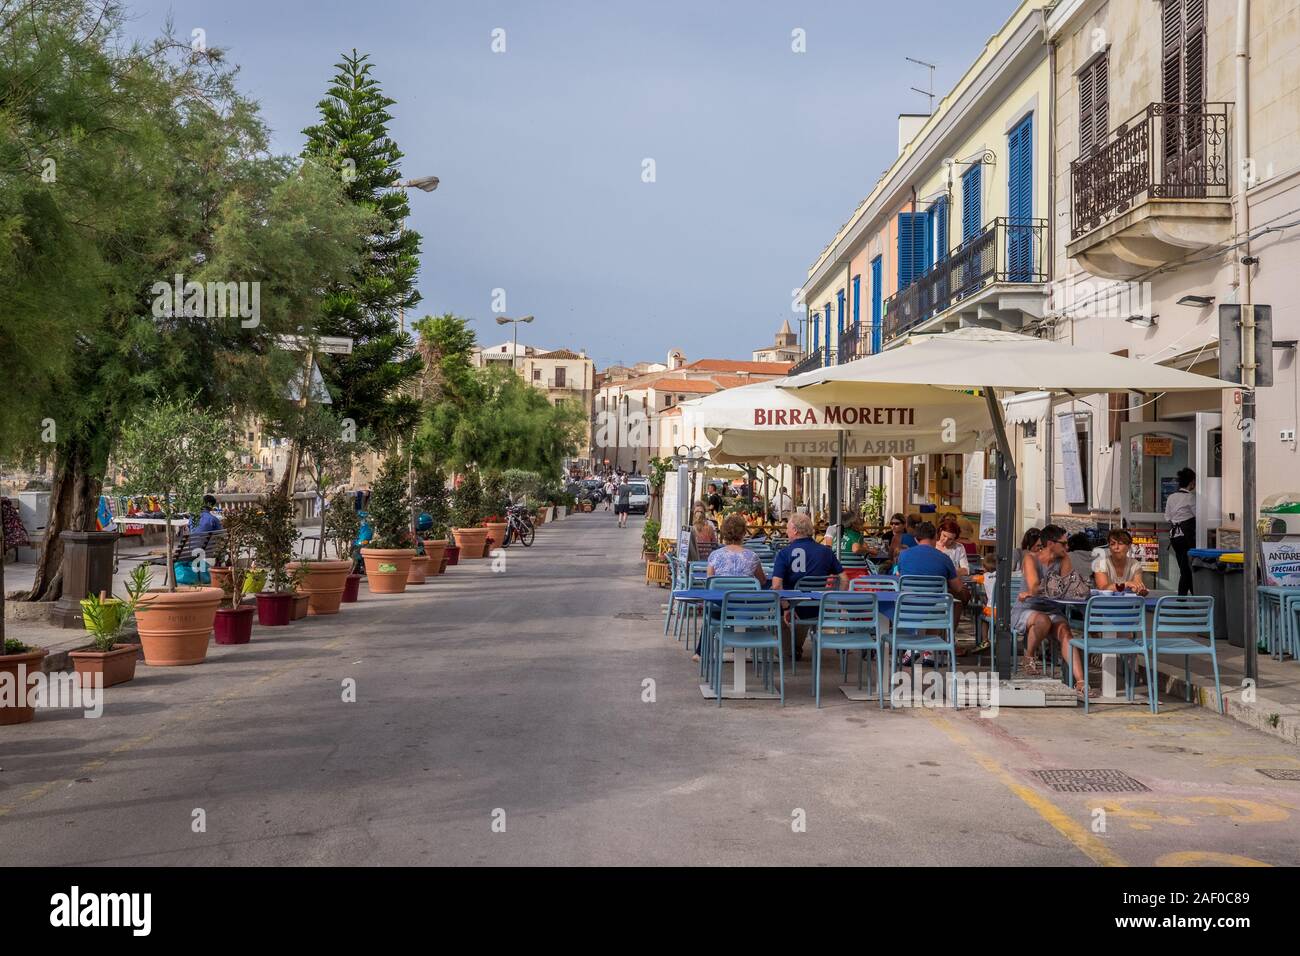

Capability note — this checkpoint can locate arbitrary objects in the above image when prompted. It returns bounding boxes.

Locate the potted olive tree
[413,466,451,576]
[360,456,415,592]
[71,564,152,686]
[285,406,364,614]
[116,398,236,666]
[450,472,488,559]
[251,491,301,626]
[325,497,363,600]
[212,509,259,644]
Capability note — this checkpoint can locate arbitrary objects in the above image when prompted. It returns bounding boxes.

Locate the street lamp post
[495,315,535,370]
[392,175,439,337]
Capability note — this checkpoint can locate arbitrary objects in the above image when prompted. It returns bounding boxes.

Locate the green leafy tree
[412,467,451,539]
[114,399,240,591]
[250,492,299,593]
[270,405,369,558]
[367,456,411,549]
[450,473,483,530]
[1,2,374,601]
[302,51,424,449]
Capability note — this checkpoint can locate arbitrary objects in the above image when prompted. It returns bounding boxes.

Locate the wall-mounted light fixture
[1125,314,1159,329]
[1176,294,1215,307]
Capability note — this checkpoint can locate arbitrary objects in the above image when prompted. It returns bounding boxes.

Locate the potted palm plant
[285,407,363,614]
[326,498,363,601]
[71,565,151,685]
[450,472,488,558]
[360,456,416,592]
[116,398,235,666]
[250,492,301,625]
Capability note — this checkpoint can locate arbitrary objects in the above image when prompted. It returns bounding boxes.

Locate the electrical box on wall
[1282,429,1296,442]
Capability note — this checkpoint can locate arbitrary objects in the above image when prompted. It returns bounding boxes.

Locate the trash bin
[1218,552,1246,647]
[1189,548,1232,642]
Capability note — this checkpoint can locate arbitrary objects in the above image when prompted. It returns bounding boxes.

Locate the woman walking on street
[1165,467,1197,595]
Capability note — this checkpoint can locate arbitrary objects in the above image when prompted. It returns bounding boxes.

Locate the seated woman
[1092,529,1148,594]
[836,515,867,556]
[693,506,719,558]
[1014,525,1091,698]
[707,514,767,584]
[935,518,970,576]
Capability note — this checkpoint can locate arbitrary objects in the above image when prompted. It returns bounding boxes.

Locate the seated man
[895,521,971,665]
[771,512,846,661]
[188,494,223,550]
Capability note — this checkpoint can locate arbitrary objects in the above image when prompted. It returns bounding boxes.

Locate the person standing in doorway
[1165,467,1197,596]
[774,486,793,521]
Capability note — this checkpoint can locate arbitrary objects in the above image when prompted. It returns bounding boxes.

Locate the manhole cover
[615,612,648,620]
[1256,768,1300,781]
[1030,769,1150,793]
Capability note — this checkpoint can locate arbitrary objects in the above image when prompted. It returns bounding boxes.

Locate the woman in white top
[1092,528,1148,595]
[935,518,970,574]
[1164,467,1196,596]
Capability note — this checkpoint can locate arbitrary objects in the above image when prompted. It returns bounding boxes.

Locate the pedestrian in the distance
[1165,467,1197,595]
[615,479,632,528]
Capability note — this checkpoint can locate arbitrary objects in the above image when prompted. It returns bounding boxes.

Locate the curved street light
[495,315,535,370]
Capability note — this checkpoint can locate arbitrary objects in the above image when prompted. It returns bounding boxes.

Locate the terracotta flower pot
[287,559,352,615]
[0,647,48,725]
[361,547,415,593]
[451,528,488,559]
[444,545,461,566]
[482,522,507,551]
[423,539,448,576]
[342,573,362,603]
[213,605,255,644]
[69,644,139,688]
[407,555,429,584]
[255,592,294,627]
[134,587,223,666]
[209,566,233,595]
[290,592,310,620]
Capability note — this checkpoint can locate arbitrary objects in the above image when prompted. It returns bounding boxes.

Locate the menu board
[1058,412,1085,504]
[962,451,985,514]
[979,479,998,542]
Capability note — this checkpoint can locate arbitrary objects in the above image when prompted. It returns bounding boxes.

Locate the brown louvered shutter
[1184,0,1206,105]
[1079,63,1095,155]
[1092,54,1109,150]
[1162,0,1184,103]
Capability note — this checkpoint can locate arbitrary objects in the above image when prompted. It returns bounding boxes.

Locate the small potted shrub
[641,518,661,563]
[360,456,416,592]
[285,406,363,613]
[413,466,451,576]
[1,638,49,725]
[116,398,235,666]
[71,565,151,685]
[326,497,363,601]
[251,491,300,626]
[450,472,488,558]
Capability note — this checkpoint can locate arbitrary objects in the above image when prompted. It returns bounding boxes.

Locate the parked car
[626,480,650,515]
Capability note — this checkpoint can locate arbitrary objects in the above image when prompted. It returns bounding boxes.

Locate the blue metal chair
[899,575,948,594]
[840,554,869,568]
[701,575,761,683]
[888,592,957,708]
[712,591,785,707]
[795,575,832,591]
[1259,586,1300,661]
[1069,595,1153,713]
[674,560,710,645]
[850,575,899,592]
[810,593,885,708]
[1152,595,1223,714]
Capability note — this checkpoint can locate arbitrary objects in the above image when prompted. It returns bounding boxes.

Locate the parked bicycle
[503,503,535,548]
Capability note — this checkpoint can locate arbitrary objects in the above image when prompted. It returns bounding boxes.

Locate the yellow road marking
[1156,851,1271,867]
[921,710,1127,867]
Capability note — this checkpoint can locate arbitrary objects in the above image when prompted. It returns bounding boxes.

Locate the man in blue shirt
[772,513,845,661]
[895,521,970,665]
[190,494,223,543]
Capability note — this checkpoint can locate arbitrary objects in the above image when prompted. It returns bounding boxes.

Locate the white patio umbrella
[779,327,1241,679]
[679,378,990,467]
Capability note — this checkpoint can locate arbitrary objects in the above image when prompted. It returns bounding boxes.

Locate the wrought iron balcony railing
[1071,101,1230,240]
[839,324,865,364]
[881,216,1046,344]
[789,348,825,376]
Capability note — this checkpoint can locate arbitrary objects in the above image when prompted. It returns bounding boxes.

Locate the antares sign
[754,406,918,427]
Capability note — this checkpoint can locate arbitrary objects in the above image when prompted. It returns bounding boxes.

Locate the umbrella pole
[984,389,1017,680]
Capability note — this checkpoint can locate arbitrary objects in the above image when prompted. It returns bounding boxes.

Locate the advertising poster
[1261,541,1300,586]
[979,479,998,542]
[1129,529,1161,573]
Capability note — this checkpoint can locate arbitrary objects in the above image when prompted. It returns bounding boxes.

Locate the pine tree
[302,51,424,449]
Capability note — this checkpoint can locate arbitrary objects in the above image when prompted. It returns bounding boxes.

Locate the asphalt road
[2,511,1298,866]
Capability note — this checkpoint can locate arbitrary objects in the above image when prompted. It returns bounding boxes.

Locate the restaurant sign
[754,406,918,427]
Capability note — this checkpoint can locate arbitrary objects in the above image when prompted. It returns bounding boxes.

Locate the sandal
[1020,656,1042,677]
[1075,680,1099,700]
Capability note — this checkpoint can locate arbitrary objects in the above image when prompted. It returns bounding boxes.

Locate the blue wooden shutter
[931,196,949,261]
[852,275,861,330]
[811,310,819,358]
[961,164,982,242]
[823,303,832,363]
[1007,113,1034,280]
[870,256,883,353]
[897,212,927,288]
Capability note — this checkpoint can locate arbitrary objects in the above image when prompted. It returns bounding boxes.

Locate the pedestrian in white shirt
[773,486,793,521]
[1164,467,1197,596]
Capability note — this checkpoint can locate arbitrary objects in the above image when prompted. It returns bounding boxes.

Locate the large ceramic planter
[342,573,362,603]
[133,587,223,666]
[482,522,507,552]
[451,528,488,559]
[69,643,138,688]
[361,547,415,593]
[444,545,461,566]
[0,647,48,724]
[406,555,429,584]
[423,540,448,576]
[213,605,255,644]
[287,560,352,615]
[255,592,294,627]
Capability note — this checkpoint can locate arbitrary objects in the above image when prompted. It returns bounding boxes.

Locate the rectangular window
[897,211,928,288]
[870,256,883,353]
[1007,113,1034,280]
[1078,52,1109,156]
[961,164,982,242]
[532,369,541,381]
[555,367,566,387]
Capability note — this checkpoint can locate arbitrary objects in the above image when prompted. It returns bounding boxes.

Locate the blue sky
[126,0,1007,367]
